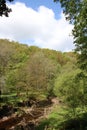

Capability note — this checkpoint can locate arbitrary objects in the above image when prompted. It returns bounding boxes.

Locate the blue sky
[0,0,74,51]
[14,0,62,18]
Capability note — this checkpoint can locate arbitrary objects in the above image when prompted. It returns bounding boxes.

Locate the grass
[36,106,68,130]
[36,105,87,130]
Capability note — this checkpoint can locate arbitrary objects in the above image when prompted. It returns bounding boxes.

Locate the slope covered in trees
[0,39,87,130]
[0,39,77,105]
[0,39,65,100]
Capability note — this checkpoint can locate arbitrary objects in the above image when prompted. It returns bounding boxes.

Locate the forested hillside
[0,39,87,130]
[0,39,75,99]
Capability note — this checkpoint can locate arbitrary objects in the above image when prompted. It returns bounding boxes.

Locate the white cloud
[0,2,74,51]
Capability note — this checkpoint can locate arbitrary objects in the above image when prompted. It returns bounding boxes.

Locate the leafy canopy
[54,0,87,72]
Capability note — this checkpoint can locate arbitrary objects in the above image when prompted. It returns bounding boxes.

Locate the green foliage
[54,69,80,110]
[54,62,87,119]
[1,39,87,129]
[36,106,74,130]
[21,51,59,95]
[36,105,87,130]
[0,39,65,105]
[54,0,87,72]
[53,1,87,128]
[43,49,68,66]
[0,39,80,110]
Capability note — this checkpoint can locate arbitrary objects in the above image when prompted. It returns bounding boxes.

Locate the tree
[54,0,87,72]
[0,0,13,17]
[0,39,15,94]
[23,52,58,96]
[6,51,58,99]
[0,39,28,96]
[54,64,84,117]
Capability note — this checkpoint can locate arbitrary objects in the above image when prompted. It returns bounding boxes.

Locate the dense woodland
[0,39,76,102]
[0,0,87,129]
[0,39,87,130]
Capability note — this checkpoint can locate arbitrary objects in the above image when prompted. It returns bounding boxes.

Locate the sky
[0,0,74,52]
